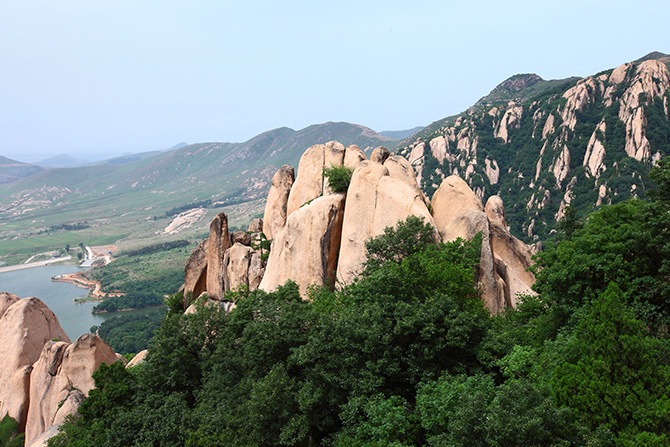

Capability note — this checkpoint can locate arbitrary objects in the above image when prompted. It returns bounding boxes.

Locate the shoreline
[0,256,74,274]
[52,271,125,300]
[92,304,163,314]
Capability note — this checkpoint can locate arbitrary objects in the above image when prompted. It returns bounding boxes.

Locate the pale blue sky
[1,0,668,162]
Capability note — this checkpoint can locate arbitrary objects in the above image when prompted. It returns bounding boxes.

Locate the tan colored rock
[262,165,295,240]
[0,297,70,431]
[248,218,263,234]
[286,142,345,217]
[0,291,20,318]
[431,175,484,241]
[231,230,251,246]
[261,193,346,297]
[408,142,425,185]
[222,243,265,292]
[484,196,536,307]
[484,158,500,185]
[541,113,555,139]
[126,349,148,368]
[429,136,448,163]
[584,120,607,177]
[184,238,208,306]
[206,212,231,300]
[25,334,118,445]
[495,105,523,143]
[610,63,631,84]
[336,161,436,285]
[485,195,506,228]
[370,146,390,164]
[552,145,571,187]
[343,145,367,169]
[383,155,428,204]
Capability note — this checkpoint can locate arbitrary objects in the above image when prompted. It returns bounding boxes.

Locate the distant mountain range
[0,156,43,185]
[0,122,403,258]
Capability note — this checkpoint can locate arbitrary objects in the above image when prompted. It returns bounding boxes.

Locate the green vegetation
[89,241,191,312]
[92,308,165,355]
[0,415,23,447]
[48,160,670,446]
[322,164,354,193]
[165,200,212,218]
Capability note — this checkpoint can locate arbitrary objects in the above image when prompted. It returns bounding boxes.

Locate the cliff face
[398,56,670,242]
[0,294,120,446]
[185,142,536,314]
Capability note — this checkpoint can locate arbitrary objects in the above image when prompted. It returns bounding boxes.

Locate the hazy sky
[1,1,668,162]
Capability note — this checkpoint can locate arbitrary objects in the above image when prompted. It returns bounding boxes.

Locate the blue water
[0,264,150,341]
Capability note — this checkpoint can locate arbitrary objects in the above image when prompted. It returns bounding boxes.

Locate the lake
[0,264,151,341]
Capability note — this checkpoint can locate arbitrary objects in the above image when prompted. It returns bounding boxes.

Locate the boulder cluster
[186,141,535,313]
[0,292,121,447]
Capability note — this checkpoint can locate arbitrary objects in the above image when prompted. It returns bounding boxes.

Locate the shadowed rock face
[25,334,119,446]
[0,297,71,431]
[222,243,265,293]
[206,212,232,300]
[260,193,346,298]
[0,291,20,318]
[184,238,209,306]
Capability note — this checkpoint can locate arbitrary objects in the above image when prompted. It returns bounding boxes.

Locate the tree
[322,164,354,193]
[552,283,670,445]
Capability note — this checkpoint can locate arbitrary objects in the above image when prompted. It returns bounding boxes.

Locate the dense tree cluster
[49,160,670,446]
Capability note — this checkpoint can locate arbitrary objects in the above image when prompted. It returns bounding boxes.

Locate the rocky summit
[184,142,535,314]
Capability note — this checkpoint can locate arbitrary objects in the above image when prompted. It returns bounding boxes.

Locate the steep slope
[397,53,670,242]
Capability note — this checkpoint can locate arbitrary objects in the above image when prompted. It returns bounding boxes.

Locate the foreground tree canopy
[49,160,670,446]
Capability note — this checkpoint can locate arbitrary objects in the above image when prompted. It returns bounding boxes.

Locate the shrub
[323,164,354,193]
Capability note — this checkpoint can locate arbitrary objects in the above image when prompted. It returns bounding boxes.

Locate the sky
[1,1,668,163]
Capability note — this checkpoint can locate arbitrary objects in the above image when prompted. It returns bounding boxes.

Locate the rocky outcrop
[286,142,345,217]
[206,212,231,300]
[0,291,19,318]
[0,296,119,446]
[184,238,209,305]
[431,175,485,241]
[0,297,71,431]
[127,349,148,368]
[336,161,436,285]
[485,195,536,307]
[261,193,346,297]
[262,165,294,240]
[222,243,265,292]
[25,334,118,445]
[370,146,390,164]
[343,145,367,169]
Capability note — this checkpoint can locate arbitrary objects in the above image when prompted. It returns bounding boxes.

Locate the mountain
[381,126,424,140]
[0,156,43,185]
[0,122,395,261]
[93,150,164,166]
[396,52,670,243]
[37,153,89,168]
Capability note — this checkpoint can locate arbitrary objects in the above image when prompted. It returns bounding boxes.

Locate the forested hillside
[397,53,670,243]
[49,161,670,447]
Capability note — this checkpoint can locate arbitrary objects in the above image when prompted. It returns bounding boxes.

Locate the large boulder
[0,298,70,431]
[222,243,265,292]
[184,238,209,306]
[262,165,294,240]
[370,146,390,164]
[0,291,20,318]
[25,334,118,446]
[336,160,436,285]
[206,212,232,300]
[431,175,485,241]
[261,193,346,298]
[343,145,367,169]
[383,155,428,204]
[286,142,345,217]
